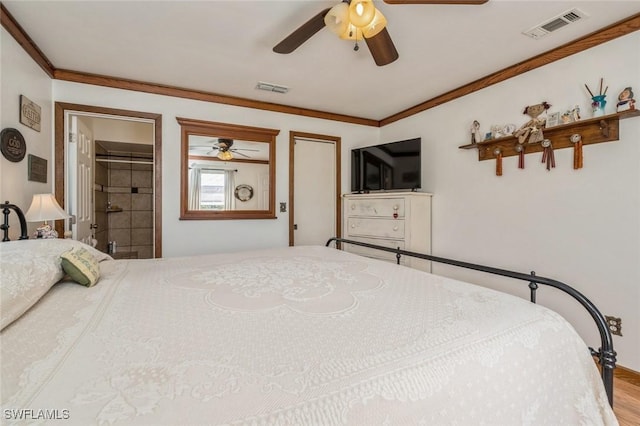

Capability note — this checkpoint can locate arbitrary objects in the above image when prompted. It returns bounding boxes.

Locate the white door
[259,173,269,210]
[68,115,94,245]
[292,137,337,246]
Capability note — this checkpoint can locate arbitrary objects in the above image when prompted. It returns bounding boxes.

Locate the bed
[1,202,618,425]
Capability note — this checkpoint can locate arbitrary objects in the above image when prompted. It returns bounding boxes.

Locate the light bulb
[349,0,375,28]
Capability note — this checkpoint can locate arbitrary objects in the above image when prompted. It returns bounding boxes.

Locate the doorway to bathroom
[54,103,162,258]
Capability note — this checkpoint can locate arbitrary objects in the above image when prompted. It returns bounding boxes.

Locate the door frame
[54,102,163,257]
[288,131,341,246]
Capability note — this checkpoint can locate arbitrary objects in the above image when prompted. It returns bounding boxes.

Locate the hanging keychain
[571,133,583,169]
[515,144,525,169]
[494,148,503,176]
[541,139,555,171]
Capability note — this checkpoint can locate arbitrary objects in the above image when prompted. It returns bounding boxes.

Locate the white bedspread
[1,246,616,425]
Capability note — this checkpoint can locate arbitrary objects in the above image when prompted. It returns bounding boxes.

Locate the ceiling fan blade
[273,8,331,54]
[383,0,488,4]
[364,27,399,67]
[232,151,251,158]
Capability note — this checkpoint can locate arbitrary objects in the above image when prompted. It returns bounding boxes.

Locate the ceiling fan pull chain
[354,28,360,51]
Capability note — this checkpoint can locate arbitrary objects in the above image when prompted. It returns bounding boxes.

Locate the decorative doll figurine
[514,101,551,144]
[471,120,481,144]
[616,87,636,112]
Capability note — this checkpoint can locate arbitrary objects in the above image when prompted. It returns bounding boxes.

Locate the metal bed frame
[0,205,617,406]
[1,201,29,242]
[326,237,617,407]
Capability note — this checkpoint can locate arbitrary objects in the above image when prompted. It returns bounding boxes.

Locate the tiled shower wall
[94,156,154,259]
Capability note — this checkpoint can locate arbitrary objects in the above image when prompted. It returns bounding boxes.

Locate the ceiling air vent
[255,81,289,94]
[522,8,589,40]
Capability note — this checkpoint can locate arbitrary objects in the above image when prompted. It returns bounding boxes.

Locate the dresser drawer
[346,197,405,218]
[347,217,405,239]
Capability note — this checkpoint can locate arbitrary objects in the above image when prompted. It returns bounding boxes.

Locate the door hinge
[293,224,298,230]
[69,132,77,143]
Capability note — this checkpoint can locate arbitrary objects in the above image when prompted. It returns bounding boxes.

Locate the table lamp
[24,193,70,238]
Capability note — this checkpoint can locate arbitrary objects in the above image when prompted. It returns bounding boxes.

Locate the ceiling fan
[273,0,489,66]
[192,138,259,161]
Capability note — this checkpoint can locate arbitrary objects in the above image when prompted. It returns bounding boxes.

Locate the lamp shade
[25,194,69,222]
[324,2,350,36]
[362,9,387,38]
[217,150,233,161]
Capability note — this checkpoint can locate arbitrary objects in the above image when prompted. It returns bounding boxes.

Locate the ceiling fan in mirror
[191,138,259,161]
[273,0,488,66]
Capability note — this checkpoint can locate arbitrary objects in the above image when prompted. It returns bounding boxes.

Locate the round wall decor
[1,128,27,162]
[234,184,254,202]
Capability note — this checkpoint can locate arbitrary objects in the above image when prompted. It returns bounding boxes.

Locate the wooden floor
[613,367,640,426]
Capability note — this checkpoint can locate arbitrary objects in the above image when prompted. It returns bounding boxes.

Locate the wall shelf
[459,110,639,162]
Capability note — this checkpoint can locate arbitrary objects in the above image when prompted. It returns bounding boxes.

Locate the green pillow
[60,247,101,287]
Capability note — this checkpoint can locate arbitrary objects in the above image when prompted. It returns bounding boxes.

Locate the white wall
[91,117,154,145]
[52,80,379,257]
[381,32,640,370]
[0,28,53,238]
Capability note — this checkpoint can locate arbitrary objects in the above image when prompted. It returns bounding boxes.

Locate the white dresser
[342,192,432,271]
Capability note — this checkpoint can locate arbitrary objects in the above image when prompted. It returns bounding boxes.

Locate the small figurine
[571,105,581,121]
[471,120,481,144]
[514,101,551,144]
[491,124,504,139]
[616,87,636,112]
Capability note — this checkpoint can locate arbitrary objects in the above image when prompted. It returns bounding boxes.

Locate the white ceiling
[4,1,640,121]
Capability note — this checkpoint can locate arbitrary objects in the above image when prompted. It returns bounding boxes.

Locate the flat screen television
[351,137,421,193]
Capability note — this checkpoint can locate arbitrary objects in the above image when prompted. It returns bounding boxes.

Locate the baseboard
[615,365,640,387]
[593,357,640,387]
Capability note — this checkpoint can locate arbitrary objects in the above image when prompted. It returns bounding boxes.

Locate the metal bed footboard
[1,201,29,241]
[326,237,617,407]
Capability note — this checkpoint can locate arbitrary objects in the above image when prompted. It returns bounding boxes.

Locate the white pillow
[0,239,112,331]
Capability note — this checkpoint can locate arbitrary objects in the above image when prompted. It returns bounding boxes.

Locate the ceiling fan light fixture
[362,9,387,38]
[217,150,233,161]
[349,0,376,28]
[324,2,350,36]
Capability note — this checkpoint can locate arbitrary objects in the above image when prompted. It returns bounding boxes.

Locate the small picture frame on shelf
[545,112,560,128]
